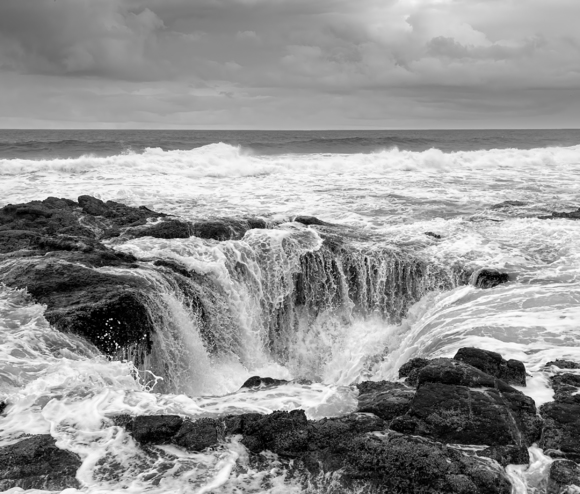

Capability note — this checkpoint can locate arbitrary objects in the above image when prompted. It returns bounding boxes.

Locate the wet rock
[473,268,510,289]
[356,381,415,421]
[540,400,580,461]
[454,347,527,386]
[192,218,267,241]
[223,413,263,435]
[0,401,6,414]
[241,410,310,457]
[477,444,530,467]
[424,231,442,239]
[126,415,184,444]
[390,381,540,447]
[174,418,222,452]
[341,432,511,494]
[241,376,289,389]
[78,195,165,226]
[550,373,580,403]
[546,360,580,370]
[539,208,580,221]
[0,260,155,357]
[125,219,194,239]
[398,357,430,386]
[548,460,580,494]
[0,435,81,491]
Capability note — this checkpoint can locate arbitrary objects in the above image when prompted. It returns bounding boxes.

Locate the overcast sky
[1,0,579,129]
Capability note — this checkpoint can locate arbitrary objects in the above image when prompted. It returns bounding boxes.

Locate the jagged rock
[454,347,526,386]
[548,460,580,494]
[125,415,184,444]
[478,444,530,467]
[473,269,510,289]
[0,260,154,357]
[398,357,430,386]
[550,374,580,403]
[241,376,289,389]
[173,418,222,452]
[192,218,267,241]
[0,401,6,414]
[424,231,442,239]
[0,435,81,491]
[546,360,580,370]
[341,432,512,494]
[356,381,415,421]
[78,195,165,226]
[539,209,580,221]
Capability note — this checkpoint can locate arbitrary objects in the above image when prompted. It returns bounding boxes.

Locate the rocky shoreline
[2,349,580,492]
[3,196,577,492]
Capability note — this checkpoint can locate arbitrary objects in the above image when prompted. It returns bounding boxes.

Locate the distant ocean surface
[1,128,580,493]
[2,128,580,159]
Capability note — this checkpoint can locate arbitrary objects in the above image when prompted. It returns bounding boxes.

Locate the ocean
[1,129,580,493]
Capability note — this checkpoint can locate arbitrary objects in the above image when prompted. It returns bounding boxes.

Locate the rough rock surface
[356,381,415,421]
[0,435,81,491]
[540,373,580,461]
[398,357,430,386]
[192,218,267,241]
[473,269,510,289]
[548,460,580,494]
[454,347,527,386]
[424,231,442,239]
[546,360,580,370]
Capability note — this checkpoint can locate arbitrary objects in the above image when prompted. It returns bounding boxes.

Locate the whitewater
[1,132,580,493]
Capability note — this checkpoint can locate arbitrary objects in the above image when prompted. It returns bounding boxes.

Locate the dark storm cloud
[0,0,579,128]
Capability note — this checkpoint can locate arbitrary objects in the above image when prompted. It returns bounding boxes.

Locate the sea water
[1,129,580,493]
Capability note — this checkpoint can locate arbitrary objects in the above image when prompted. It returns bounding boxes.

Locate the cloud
[0,0,579,128]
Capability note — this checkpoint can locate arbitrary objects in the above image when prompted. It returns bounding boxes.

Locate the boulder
[0,402,6,414]
[125,219,194,239]
[424,231,442,239]
[0,435,81,491]
[473,269,510,289]
[292,216,331,226]
[241,376,289,389]
[550,374,580,403]
[192,218,267,241]
[454,347,526,386]
[356,381,415,421]
[125,415,184,444]
[398,357,430,386]
[77,195,165,226]
[548,460,580,494]
[173,418,222,452]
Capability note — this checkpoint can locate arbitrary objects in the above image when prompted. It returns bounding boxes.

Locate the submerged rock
[454,347,527,386]
[548,460,580,494]
[356,381,414,421]
[424,231,442,239]
[539,208,580,221]
[491,200,527,209]
[292,215,331,226]
[0,402,6,414]
[473,268,510,289]
[0,435,81,491]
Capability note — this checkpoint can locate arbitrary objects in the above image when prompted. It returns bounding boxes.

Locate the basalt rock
[241,376,289,389]
[356,381,415,421]
[124,415,184,444]
[398,357,430,386]
[473,269,510,289]
[77,195,165,227]
[192,218,268,241]
[173,418,222,452]
[0,435,82,491]
[454,347,527,386]
[548,460,580,494]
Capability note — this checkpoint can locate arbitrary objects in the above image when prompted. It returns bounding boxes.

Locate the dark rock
[0,402,6,414]
[223,413,263,435]
[491,201,527,209]
[356,381,415,421]
[126,415,184,444]
[0,435,81,491]
[173,418,222,452]
[541,400,580,461]
[241,376,289,389]
[454,347,526,386]
[292,216,331,226]
[192,218,266,241]
[0,260,154,357]
[78,195,165,226]
[473,269,510,289]
[548,460,580,494]
[125,219,193,239]
[425,231,442,239]
[546,360,580,370]
[390,381,540,447]
[241,410,310,457]
[539,208,580,221]
[550,374,580,403]
[341,432,511,494]
[398,357,430,386]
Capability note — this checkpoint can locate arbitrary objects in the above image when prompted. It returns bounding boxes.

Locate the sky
[0,0,579,129]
